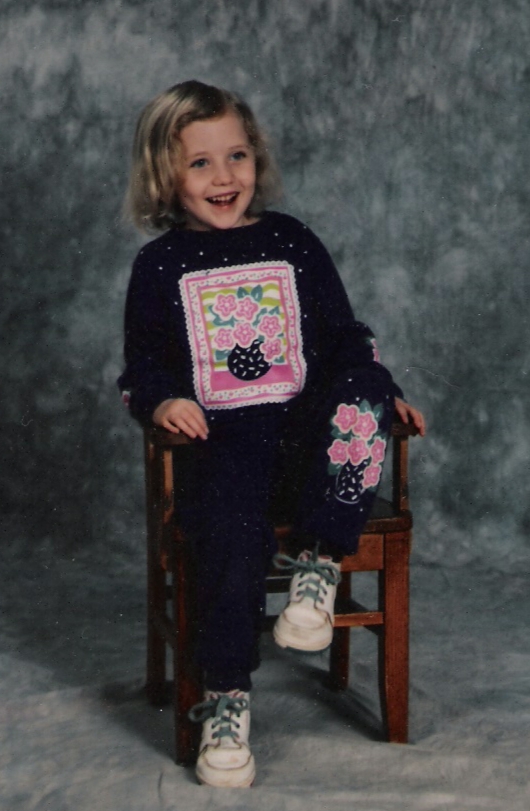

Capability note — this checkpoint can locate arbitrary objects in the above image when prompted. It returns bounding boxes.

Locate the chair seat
[365,496,412,531]
[271,496,411,555]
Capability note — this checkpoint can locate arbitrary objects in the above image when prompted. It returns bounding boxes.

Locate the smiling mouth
[207,192,239,206]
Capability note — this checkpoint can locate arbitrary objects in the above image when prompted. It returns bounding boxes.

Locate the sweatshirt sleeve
[117,250,192,425]
[304,227,404,400]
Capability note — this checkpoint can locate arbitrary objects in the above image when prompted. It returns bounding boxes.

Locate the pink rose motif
[354,412,378,440]
[235,296,259,321]
[259,314,282,339]
[327,439,349,465]
[362,463,382,489]
[370,437,386,464]
[347,438,370,466]
[261,338,283,362]
[233,322,257,348]
[213,327,235,350]
[332,403,360,434]
[212,293,237,319]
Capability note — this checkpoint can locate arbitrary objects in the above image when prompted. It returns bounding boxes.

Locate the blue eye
[190,158,208,169]
[231,151,247,161]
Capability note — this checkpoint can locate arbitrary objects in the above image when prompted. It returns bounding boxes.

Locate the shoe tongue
[302,549,331,563]
[205,689,244,700]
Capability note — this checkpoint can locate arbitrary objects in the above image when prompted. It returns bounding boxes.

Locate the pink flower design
[332,403,360,434]
[259,314,282,338]
[370,437,386,464]
[362,463,382,489]
[261,338,283,362]
[327,439,349,465]
[347,438,370,466]
[233,322,257,348]
[212,293,237,319]
[354,412,378,440]
[213,328,235,350]
[235,296,259,321]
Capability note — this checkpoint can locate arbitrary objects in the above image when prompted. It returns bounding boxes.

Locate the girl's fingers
[395,399,409,422]
[394,398,426,437]
[153,399,208,438]
[162,418,181,434]
[172,411,208,440]
[182,410,208,439]
[409,408,426,436]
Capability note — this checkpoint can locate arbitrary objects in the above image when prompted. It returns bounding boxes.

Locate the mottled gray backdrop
[2,0,529,571]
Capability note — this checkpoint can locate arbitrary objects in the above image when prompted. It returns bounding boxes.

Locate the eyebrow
[185,143,251,160]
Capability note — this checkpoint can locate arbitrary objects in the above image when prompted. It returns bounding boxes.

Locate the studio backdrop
[1,0,528,572]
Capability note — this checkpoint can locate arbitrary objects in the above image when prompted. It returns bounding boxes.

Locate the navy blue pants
[175,365,395,692]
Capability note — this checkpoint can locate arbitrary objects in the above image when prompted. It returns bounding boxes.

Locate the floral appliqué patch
[327,400,387,504]
[179,262,306,409]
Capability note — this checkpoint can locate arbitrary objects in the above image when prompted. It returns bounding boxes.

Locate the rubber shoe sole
[273,612,333,652]
[196,754,256,788]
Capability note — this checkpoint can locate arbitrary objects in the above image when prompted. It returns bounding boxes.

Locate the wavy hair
[124,80,282,233]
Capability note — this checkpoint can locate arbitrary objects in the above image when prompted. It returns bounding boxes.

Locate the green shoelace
[188,693,248,742]
[273,547,341,605]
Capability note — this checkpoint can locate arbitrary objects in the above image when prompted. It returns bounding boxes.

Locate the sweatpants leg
[174,413,282,693]
[280,366,395,556]
[173,367,394,690]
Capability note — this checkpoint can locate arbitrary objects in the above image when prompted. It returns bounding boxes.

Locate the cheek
[176,176,197,205]
[245,163,257,191]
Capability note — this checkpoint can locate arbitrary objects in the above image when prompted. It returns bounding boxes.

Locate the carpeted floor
[1,545,529,810]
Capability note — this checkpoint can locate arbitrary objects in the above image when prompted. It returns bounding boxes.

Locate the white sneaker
[189,689,255,788]
[273,549,341,652]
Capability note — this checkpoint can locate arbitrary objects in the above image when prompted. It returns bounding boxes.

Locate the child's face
[176,112,257,231]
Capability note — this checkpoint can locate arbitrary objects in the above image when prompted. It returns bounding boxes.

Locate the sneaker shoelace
[273,547,341,606]
[188,693,249,743]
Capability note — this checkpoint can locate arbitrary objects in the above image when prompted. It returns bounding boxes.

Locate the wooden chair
[143,419,418,765]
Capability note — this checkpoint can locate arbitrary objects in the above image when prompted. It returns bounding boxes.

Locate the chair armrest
[147,416,418,444]
[145,416,418,516]
[146,425,194,448]
[391,418,419,438]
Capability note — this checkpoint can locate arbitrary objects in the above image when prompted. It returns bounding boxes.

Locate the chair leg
[173,535,203,766]
[146,552,168,704]
[378,533,410,743]
[145,437,168,705]
[329,575,351,690]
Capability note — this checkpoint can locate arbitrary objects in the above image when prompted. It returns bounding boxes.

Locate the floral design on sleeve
[326,399,387,504]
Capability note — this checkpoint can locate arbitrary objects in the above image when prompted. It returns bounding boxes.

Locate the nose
[212,159,234,185]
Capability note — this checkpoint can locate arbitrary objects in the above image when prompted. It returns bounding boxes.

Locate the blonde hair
[125,80,282,233]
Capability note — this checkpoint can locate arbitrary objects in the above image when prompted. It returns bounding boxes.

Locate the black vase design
[334,459,370,504]
[227,339,271,381]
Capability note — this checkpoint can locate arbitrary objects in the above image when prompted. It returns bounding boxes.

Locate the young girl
[119,80,425,788]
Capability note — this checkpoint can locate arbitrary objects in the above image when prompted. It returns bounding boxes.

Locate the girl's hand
[153,398,209,440]
[394,397,426,437]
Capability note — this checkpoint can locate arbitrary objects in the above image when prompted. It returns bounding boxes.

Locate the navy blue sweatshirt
[118,211,402,425]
